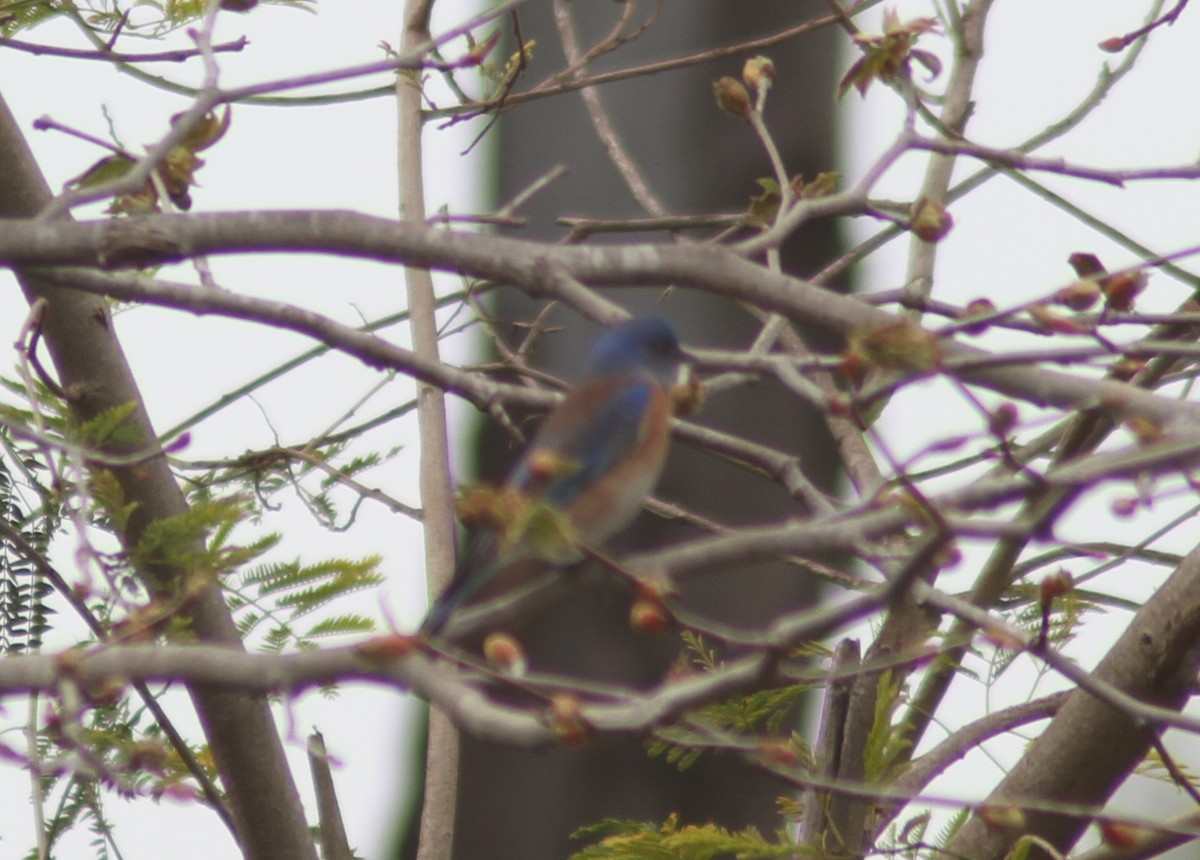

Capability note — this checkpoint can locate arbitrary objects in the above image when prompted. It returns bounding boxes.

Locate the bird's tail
[419,532,501,635]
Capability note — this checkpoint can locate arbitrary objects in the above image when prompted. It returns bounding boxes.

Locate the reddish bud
[1110,357,1146,381]
[1098,821,1141,848]
[463,29,501,66]
[934,541,962,569]
[988,403,1019,436]
[548,693,590,745]
[670,372,706,417]
[1098,37,1127,53]
[1111,496,1139,518]
[1029,304,1091,335]
[526,448,580,481]
[159,782,198,802]
[1125,416,1163,445]
[1039,569,1074,604]
[760,739,799,767]
[1068,252,1106,278]
[1102,271,1146,312]
[959,298,996,335]
[824,394,852,416]
[356,634,417,661]
[483,631,528,675]
[910,197,952,242]
[630,599,671,635]
[978,804,1026,832]
[839,349,869,386]
[1055,279,1101,311]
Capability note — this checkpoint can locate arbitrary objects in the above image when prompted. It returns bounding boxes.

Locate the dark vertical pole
[430,4,844,858]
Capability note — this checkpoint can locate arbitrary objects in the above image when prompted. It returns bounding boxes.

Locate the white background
[1,1,1198,858]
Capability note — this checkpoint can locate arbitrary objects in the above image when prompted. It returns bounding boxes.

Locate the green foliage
[477,34,536,102]
[195,439,399,532]
[1137,745,1200,793]
[229,555,382,651]
[647,633,812,771]
[879,807,971,860]
[1004,836,1035,860]
[0,0,65,36]
[0,374,73,437]
[0,454,55,653]
[837,10,941,98]
[934,807,971,848]
[27,687,215,858]
[75,400,141,449]
[1,0,314,38]
[863,671,913,783]
[570,815,800,860]
[87,468,139,533]
[132,494,278,576]
[989,580,1099,681]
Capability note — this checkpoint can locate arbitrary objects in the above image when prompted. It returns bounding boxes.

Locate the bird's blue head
[587,317,686,387]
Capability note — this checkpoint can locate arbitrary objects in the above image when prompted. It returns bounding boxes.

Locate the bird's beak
[670,361,706,416]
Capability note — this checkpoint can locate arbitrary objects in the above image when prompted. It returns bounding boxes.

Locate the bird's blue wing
[510,378,653,509]
[421,378,655,635]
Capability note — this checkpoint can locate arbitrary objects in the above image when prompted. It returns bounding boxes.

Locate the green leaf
[76,401,141,448]
[570,814,798,860]
[863,671,913,783]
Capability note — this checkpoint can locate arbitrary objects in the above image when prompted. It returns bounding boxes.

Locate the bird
[421,317,689,636]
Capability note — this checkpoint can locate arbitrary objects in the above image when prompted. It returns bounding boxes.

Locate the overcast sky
[2,2,1199,858]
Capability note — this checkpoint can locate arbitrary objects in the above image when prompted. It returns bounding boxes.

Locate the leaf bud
[713,76,752,118]
[1055,279,1101,311]
[759,738,798,767]
[630,599,671,635]
[958,298,996,335]
[909,197,952,242]
[1039,569,1074,605]
[1111,496,1139,518]
[483,631,528,675]
[1098,821,1141,848]
[1102,270,1146,312]
[356,634,418,661]
[742,56,776,91]
[978,804,1026,833]
[548,693,590,745]
[988,403,1018,436]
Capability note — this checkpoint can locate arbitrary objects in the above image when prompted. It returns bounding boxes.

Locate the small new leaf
[839,11,941,98]
[747,178,781,227]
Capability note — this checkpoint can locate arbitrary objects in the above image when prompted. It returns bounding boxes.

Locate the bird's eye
[646,335,674,358]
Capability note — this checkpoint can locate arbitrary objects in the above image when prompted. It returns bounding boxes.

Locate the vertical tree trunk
[434,4,844,857]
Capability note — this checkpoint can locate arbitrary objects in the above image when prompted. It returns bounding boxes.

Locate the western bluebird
[421,317,688,635]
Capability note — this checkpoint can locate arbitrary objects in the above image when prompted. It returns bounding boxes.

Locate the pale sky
[2,1,1199,858]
